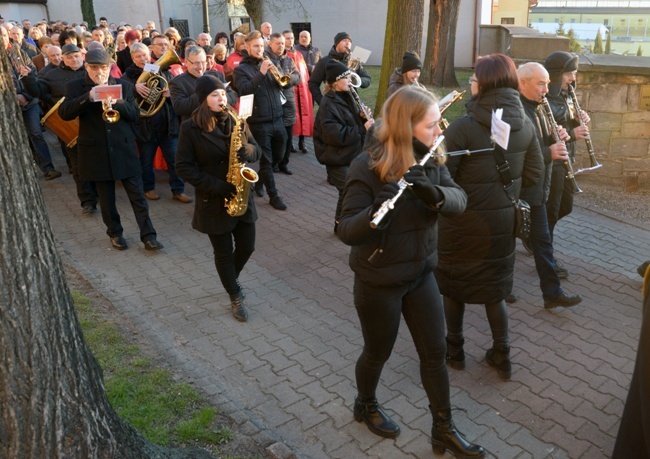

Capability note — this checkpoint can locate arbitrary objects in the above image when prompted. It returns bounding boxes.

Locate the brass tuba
[135,47,180,117]
[222,103,259,217]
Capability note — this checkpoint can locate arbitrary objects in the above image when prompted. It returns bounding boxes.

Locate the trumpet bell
[102,109,120,123]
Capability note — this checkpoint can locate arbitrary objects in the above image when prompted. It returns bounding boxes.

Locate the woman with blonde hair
[337,86,485,458]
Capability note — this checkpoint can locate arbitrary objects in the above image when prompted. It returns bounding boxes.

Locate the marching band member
[175,75,261,322]
[122,41,191,203]
[59,48,163,252]
[386,51,426,98]
[338,86,485,458]
[284,29,314,154]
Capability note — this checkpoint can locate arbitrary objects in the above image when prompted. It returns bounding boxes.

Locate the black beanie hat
[334,32,351,46]
[401,51,422,74]
[195,75,226,104]
[326,59,351,84]
[544,51,579,97]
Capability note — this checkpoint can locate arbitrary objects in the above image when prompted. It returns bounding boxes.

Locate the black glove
[371,182,401,216]
[215,181,237,198]
[237,145,250,162]
[403,165,442,205]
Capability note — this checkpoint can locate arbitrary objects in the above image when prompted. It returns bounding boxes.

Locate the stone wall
[577,54,650,192]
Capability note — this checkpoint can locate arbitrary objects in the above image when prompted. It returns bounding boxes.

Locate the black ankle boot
[298,136,307,153]
[431,407,485,458]
[446,336,465,370]
[229,291,248,322]
[486,344,511,379]
[353,396,400,438]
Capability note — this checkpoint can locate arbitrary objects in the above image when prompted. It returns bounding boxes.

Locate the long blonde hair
[369,86,442,183]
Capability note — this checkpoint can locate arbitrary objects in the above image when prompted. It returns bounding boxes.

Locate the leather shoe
[544,292,582,309]
[82,204,97,215]
[44,170,62,180]
[110,236,128,250]
[143,239,164,251]
[229,291,249,322]
[272,165,280,173]
[269,194,287,210]
[172,193,193,203]
[145,190,160,200]
[279,166,293,175]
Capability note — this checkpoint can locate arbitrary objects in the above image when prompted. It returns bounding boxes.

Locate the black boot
[431,407,485,458]
[298,135,307,153]
[229,291,249,322]
[446,336,465,370]
[353,396,400,438]
[485,344,511,379]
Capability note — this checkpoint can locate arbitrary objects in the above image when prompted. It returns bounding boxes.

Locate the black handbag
[493,147,531,240]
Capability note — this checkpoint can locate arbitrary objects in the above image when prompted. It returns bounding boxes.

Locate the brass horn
[102,98,120,123]
[135,46,180,117]
[263,56,290,87]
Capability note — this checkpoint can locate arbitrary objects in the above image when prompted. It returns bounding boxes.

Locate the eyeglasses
[87,64,109,71]
[186,59,206,67]
[469,76,478,85]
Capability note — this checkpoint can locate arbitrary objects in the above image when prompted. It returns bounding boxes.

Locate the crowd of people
[5,12,648,458]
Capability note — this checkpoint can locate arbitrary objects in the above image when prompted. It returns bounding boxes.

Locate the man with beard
[122,42,191,203]
[308,31,371,106]
[233,30,288,210]
[59,48,163,251]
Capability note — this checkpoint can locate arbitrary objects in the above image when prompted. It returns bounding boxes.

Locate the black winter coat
[175,112,262,235]
[308,46,371,105]
[22,63,86,110]
[519,95,554,206]
[546,90,579,160]
[169,70,236,123]
[265,48,300,127]
[295,43,321,74]
[338,137,467,287]
[313,90,366,166]
[435,88,544,303]
[59,75,141,182]
[233,52,286,125]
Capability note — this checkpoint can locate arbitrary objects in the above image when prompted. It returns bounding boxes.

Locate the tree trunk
[80,0,96,29]
[0,47,211,459]
[243,0,263,30]
[374,0,425,114]
[422,0,460,87]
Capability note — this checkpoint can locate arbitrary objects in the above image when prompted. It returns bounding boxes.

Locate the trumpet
[263,56,290,87]
[567,85,602,174]
[102,97,120,123]
[349,72,373,122]
[541,97,582,194]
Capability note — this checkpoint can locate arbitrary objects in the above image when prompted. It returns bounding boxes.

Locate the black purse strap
[493,146,518,205]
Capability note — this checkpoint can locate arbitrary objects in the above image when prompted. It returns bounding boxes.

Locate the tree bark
[422,0,460,87]
[374,0,425,114]
[0,47,211,459]
[80,0,96,29]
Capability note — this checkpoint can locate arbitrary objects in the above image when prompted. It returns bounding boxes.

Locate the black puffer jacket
[435,87,544,303]
[233,51,285,124]
[313,90,366,166]
[265,48,300,127]
[308,46,371,105]
[338,135,467,287]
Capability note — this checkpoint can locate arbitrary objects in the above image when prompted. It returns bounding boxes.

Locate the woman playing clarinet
[337,86,485,458]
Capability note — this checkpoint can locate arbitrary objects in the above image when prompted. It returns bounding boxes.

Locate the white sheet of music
[491,109,511,150]
[350,46,371,64]
[239,94,254,119]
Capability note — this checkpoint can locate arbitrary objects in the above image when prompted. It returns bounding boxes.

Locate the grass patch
[72,291,235,451]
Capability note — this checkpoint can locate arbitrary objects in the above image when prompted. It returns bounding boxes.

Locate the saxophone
[223,103,259,217]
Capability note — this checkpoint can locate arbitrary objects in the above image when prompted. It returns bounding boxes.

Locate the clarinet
[567,85,602,173]
[350,86,373,122]
[541,97,582,194]
[370,135,445,228]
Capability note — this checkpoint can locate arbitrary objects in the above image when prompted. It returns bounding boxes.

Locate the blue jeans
[529,204,562,300]
[137,135,184,194]
[22,103,54,173]
[354,271,450,411]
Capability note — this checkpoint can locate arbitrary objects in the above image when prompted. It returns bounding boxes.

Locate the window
[501,17,515,25]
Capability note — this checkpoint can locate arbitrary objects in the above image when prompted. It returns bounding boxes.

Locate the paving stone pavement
[41,133,649,459]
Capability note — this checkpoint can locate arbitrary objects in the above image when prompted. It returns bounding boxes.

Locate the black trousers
[354,271,450,411]
[66,143,97,208]
[208,220,256,295]
[277,124,294,168]
[546,163,574,241]
[249,119,286,196]
[94,176,156,241]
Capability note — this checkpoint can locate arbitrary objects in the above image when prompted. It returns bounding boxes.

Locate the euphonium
[102,97,120,123]
[135,47,181,117]
[263,56,290,87]
[222,103,259,217]
[347,57,361,72]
